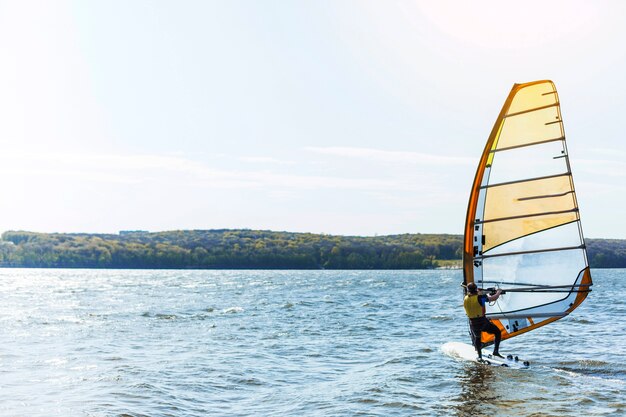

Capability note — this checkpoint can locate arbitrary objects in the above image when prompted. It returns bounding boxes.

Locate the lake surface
[0,268,623,416]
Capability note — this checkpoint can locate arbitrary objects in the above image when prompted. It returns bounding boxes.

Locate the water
[0,268,623,416]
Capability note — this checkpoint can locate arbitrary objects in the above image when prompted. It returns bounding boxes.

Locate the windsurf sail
[463,80,592,344]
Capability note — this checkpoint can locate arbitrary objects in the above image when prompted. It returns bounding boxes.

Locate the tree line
[0,230,623,269]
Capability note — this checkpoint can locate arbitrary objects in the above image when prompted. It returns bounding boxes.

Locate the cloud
[238,156,295,165]
[581,147,626,158]
[0,150,427,191]
[574,158,626,177]
[577,180,626,196]
[0,152,220,184]
[304,146,474,165]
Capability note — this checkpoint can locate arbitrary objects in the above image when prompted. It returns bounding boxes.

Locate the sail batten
[488,136,565,153]
[463,80,592,345]
[488,312,568,319]
[505,102,560,118]
[480,172,571,189]
[480,282,592,290]
[479,208,578,225]
[476,244,585,260]
[517,190,574,201]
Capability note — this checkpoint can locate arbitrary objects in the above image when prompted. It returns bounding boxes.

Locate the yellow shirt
[463,294,485,319]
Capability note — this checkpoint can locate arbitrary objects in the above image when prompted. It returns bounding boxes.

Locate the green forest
[0,229,623,269]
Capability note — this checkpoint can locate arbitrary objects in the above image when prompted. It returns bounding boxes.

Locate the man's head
[467,282,478,294]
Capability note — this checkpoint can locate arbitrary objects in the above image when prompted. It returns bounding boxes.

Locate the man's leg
[484,320,502,356]
[469,323,483,359]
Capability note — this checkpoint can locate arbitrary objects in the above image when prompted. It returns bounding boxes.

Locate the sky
[0,0,625,238]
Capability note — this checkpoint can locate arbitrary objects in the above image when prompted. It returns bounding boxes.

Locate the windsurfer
[463,282,503,361]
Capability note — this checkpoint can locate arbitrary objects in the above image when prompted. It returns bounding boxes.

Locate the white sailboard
[442,341,529,368]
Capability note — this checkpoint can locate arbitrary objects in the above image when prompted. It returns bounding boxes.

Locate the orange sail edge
[479,267,593,345]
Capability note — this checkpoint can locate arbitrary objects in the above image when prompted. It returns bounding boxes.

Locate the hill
[0,230,623,269]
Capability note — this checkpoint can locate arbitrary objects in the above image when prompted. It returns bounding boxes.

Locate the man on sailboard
[463,282,503,361]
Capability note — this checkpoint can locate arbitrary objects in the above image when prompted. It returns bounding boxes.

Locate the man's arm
[487,289,502,302]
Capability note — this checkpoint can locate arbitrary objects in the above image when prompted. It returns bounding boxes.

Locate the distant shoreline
[0,229,623,269]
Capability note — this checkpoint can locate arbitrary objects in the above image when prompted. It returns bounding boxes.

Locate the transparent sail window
[487,140,569,185]
[481,248,587,314]
[484,221,583,256]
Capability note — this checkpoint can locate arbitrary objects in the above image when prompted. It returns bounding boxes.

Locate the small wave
[130,382,158,390]
[554,368,626,385]
[155,314,177,320]
[235,377,264,386]
[553,358,626,383]
[381,401,422,410]
[557,359,610,367]
[361,302,388,309]
[375,355,426,369]
[570,317,594,324]
[87,313,109,318]
[140,312,178,320]
[222,307,244,314]
[431,315,453,321]
[355,398,378,404]
[378,357,407,367]
[44,357,68,366]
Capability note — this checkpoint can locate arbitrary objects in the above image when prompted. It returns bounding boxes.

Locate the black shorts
[469,317,499,334]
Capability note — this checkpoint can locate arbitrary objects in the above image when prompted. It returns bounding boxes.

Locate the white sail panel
[481,249,587,313]
[486,140,569,185]
[485,221,582,256]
